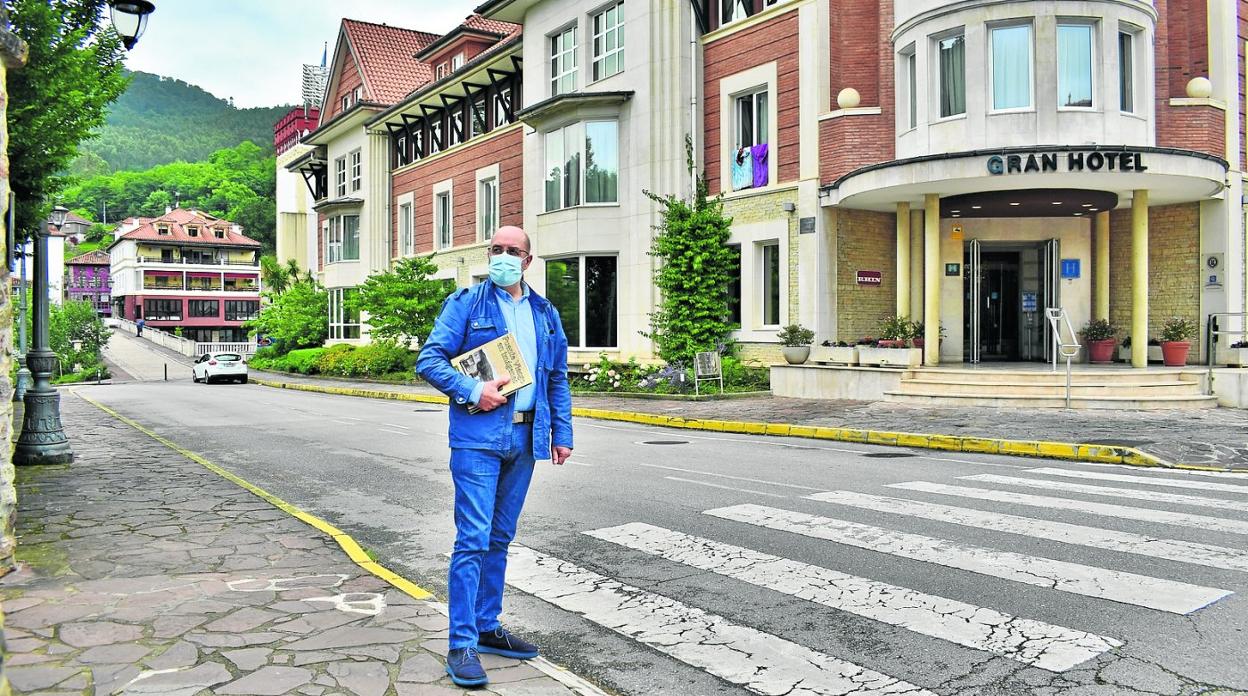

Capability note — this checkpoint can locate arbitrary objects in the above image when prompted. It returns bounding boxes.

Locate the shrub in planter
[1080,319,1117,364]
[1223,340,1248,367]
[878,315,917,348]
[777,324,815,365]
[1159,316,1198,366]
[820,339,858,365]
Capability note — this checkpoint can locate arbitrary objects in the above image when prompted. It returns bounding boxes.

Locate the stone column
[1131,190,1149,368]
[1094,211,1110,321]
[895,202,910,318]
[909,209,924,320]
[924,194,941,365]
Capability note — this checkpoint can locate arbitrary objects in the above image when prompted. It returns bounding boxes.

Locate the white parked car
[192,352,248,384]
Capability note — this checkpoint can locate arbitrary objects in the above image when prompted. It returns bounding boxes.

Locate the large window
[471,95,489,137]
[735,89,768,149]
[1119,31,1134,112]
[551,25,577,95]
[144,299,181,321]
[478,177,498,242]
[1058,23,1094,108]
[991,24,1032,110]
[225,300,259,322]
[761,241,780,326]
[494,86,513,127]
[721,0,750,25]
[399,202,414,256]
[905,50,917,129]
[938,33,966,118]
[326,214,360,263]
[544,120,618,211]
[448,109,465,147]
[328,288,360,340]
[592,2,624,82]
[188,299,219,318]
[349,150,362,191]
[335,156,347,197]
[544,255,617,348]
[435,191,452,250]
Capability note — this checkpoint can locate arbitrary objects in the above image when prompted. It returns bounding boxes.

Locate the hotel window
[938,33,965,117]
[544,255,617,348]
[551,25,577,96]
[214,228,225,239]
[1058,23,1094,108]
[157,225,170,236]
[188,299,218,318]
[452,53,465,71]
[399,202,414,256]
[735,89,768,150]
[544,120,618,211]
[187,226,199,238]
[328,288,361,340]
[721,0,750,25]
[494,86,513,127]
[326,214,360,263]
[349,150,361,191]
[478,177,498,241]
[225,300,260,322]
[435,191,452,250]
[760,241,780,326]
[991,24,1032,110]
[592,2,624,82]
[1118,31,1135,112]
[905,49,917,129]
[144,299,182,321]
[335,156,347,197]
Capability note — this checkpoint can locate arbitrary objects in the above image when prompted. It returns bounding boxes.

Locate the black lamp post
[14,205,72,466]
[107,0,155,50]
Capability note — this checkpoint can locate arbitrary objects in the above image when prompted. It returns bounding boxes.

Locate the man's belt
[512,411,534,424]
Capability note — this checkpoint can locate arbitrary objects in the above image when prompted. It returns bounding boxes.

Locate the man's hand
[551,446,572,465]
[476,377,510,411]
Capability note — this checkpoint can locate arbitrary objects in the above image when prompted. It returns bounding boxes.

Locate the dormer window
[437,63,449,80]
[213,228,225,239]
[187,226,199,238]
[157,225,170,236]
[452,53,465,71]
[341,95,350,112]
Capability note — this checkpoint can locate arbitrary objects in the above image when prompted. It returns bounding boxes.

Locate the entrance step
[886,367,1214,409]
[883,391,1217,410]
[895,379,1201,398]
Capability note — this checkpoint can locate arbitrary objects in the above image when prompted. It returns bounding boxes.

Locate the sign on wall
[1060,259,1081,279]
[856,270,882,286]
[1022,292,1038,313]
[1204,253,1224,288]
[945,263,960,276]
[987,151,1147,176]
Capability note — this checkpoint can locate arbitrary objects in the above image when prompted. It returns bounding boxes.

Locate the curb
[250,377,1239,473]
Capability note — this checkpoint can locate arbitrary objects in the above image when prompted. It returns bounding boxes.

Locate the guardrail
[1205,312,1248,395]
[114,318,199,357]
[1046,307,1081,408]
[194,342,257,356]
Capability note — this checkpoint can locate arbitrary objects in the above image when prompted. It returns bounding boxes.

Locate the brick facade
[391,126,523,255]
[328,49,364,120]
[703,11,801,195]
[721,188,800,365]
[836,209,897,342]
[1106,203,1201,361]
[820,0,895,183]
[1155,0,1224,157]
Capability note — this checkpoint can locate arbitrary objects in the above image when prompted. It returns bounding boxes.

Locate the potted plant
[912,321,946,350]
[824,340,858,366]
[1117,337,1163,363]
[1080,318,1117,364]
[778,324,815,365]
[1159,316,1198,366]
[1220,340,1248,367]
[877,315,913,348]
[859,318,923,368]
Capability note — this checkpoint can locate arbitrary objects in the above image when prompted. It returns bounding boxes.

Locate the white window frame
[328,288,361,340]
[396,134,408,166]
[452,53,465,70]
[433,180,453,251]
[721,0,750,26]
[550,25,578,96]
[727,219,788,340]
[934,30,967,120]
[718,63,777,194]
[494,86,513,127]
[398,195,414,257]
[335,156,347,197]
[759,240,781,328]
[186,225,199,238]
[546,254,619,349]
[988,22,1034,113]
[476,165,500,242]
[900,44,917,130]
[341,95,350,112]
[1118,25,1139,114]
[471,94,489,137]
[325,213,360,263]
[734,88,768,150]
[592,2,624,83]
[437,63,448,80]
[1057,20,1097,110]
[543,120,619,212]
[349,149,362,191]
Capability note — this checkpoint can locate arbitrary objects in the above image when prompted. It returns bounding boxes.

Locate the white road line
[587,522,1119,672]
[918,456,1022,469]
[889,481,1248,536]
[383,423,410,430]
[664,477,786,498]
[341,416,364,421]
[640,463,826,491]
[811,491,1248,573]
[1064,462,1248,478]
[506,545,936,696]
[333,420,354,425]
[706,504,1230,615]
[377,428,408,436]
[1025,467,1248,495]
[960,474,1248,514]
[567,460,593,467]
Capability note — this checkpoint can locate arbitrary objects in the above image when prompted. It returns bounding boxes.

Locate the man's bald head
[494,225,530,254]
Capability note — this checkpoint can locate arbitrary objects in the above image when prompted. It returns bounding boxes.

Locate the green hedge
[250,342,417,380]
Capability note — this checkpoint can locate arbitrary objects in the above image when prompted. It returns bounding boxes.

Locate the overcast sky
[122,0,483,108]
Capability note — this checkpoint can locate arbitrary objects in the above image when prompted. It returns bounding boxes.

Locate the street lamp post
[12,235,30,402]
[14,205,72,466]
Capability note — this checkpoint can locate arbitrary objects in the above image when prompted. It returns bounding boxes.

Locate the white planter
[1218,347,1248,367]
[1117,345,1164,363]
[782,346,810,365]
[828,346,859,365]
[857,347,922,368]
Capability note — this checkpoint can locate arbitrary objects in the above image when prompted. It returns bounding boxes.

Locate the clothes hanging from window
[730,147,753,191]
[750,143,769,188]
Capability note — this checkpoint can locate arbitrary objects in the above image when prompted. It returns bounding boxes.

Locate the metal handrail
[1046,308,1081,408]
[1205,312,1248,395]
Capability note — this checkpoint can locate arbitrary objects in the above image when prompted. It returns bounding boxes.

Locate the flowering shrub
[574,352,767,394]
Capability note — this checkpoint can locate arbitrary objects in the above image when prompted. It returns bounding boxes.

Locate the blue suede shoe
[477,627,540,660]
[445,647,488,687]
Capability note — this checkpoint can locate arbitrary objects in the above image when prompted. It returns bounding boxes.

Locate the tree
[644,138,738,366]
[49,300,111,374]
[8,0,128,235]
[349,256,454,347]
[260,255,303,296]
[245,279,327,352]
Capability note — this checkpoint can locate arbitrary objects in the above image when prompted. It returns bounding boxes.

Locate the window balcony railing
[136,256,260,267]
[143,281,184,290]
[223,285,259,293]
[185,284,224,292]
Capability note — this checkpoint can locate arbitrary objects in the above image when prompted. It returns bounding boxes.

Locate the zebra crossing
[506,463,1248,695]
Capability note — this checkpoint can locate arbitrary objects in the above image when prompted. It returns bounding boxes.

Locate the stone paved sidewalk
[250,370,1248,470]
[0,393,602,696]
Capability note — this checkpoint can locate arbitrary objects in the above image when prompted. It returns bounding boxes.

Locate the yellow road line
[73,390,434,600]
[247,378,1241,473]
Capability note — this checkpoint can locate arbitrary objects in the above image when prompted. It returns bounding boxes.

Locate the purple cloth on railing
[751,143,769,188]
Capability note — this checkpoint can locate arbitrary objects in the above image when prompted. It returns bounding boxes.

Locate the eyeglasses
[488,245,529,258]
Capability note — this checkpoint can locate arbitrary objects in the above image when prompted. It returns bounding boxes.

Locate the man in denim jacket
[416,225,573,688]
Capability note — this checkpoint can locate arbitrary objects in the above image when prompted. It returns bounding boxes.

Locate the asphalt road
[70,373,1248,696]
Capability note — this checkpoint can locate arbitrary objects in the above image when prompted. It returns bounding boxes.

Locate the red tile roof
[64,211,93,226]
[462,14,520,38]
[67,250,110,266]
[112,208,261,248]
[342,19,439,104]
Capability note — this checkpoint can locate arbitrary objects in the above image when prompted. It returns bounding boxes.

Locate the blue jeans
[448,423,535,649]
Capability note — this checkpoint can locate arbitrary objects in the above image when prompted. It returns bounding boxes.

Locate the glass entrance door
[966,240,1054,362]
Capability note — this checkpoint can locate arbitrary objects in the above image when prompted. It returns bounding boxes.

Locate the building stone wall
[836,208,897,342]
[1106,202,1201,360]
[722,187,800,365]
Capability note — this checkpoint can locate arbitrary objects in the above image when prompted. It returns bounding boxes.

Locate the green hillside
[72,71,292,175]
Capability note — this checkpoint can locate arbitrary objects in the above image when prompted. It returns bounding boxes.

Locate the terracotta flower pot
[1087,339,1117,364]
[1161,341,1191,367]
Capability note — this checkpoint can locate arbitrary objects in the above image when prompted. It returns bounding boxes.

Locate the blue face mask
[488,253,523,287]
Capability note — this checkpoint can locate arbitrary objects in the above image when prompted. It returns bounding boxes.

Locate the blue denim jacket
[416,281,573,458]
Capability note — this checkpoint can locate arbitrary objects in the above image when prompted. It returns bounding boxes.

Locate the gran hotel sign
[986,151,1147,175]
